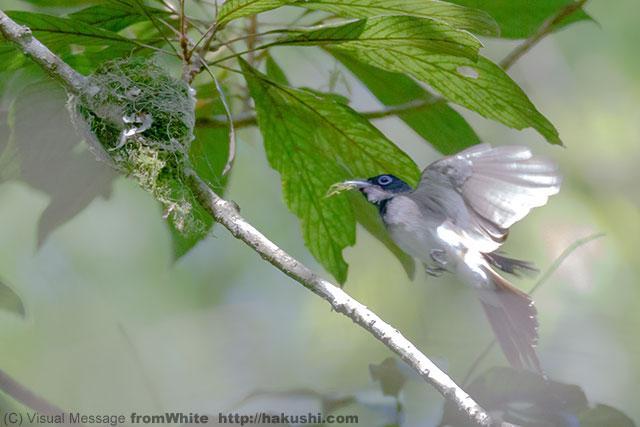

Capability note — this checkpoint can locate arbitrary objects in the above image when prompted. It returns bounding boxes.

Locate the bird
[342,143,562,373]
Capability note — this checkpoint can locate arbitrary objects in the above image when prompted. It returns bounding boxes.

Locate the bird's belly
[387,221,442,263]
[383,196,445,263]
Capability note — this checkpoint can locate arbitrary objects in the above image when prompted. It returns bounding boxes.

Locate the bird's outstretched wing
[412,143,561,252]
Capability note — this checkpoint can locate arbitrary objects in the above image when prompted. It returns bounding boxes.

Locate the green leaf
[369,358,409,398]
[265,55,415,278]
[240,59,419,283]
[277,17,560,144]
[276,15,482,61]
[579,404,636,427]
[68,2,163,32]
[448,0,591,39]
[5,81,116,247]
[295,0,500,36]
[217,0,294,29]
[0,279,25,317]
[332,51,480,154]
[169,87,231,260]
[265,54,289,85]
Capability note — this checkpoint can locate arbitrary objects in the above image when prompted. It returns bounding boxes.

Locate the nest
[70,57,200,233]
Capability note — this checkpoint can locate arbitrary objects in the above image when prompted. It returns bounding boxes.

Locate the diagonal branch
[500,0,589,70]
[0,368,86,427]
[0,9,499,427]
[185,170,494,426]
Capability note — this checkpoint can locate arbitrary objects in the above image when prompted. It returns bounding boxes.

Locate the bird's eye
[377,175,393,186]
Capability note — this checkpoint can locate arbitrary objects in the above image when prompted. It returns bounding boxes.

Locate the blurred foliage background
[0,0,639,426]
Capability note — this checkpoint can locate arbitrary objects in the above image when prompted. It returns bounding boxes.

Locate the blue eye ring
[377,175,393,186]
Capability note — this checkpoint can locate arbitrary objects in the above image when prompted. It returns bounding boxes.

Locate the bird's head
[343,174,412,205]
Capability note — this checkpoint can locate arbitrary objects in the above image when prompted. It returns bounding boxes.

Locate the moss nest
[70,57,200,233]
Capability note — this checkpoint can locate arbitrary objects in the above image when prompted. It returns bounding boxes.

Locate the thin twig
[196,97,443,129]
[0,369,85,426]
[179,0,190,62]
[461,232,605,386]
[500,0,589,70]
[0,10,499,426]
[203,63,236,176]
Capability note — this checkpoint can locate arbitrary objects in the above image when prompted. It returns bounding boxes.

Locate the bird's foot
[424,265,446,277]
[430,249,448,267]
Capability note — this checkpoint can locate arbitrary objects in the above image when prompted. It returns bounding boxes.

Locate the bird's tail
[475,266,542,374]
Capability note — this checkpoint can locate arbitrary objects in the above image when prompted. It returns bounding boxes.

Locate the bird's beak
[341,180,372,190]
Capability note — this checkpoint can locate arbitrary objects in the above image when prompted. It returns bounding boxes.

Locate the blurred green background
[0,1,639,426]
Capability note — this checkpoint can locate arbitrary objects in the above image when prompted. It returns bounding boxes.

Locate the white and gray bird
[344,143,562,372]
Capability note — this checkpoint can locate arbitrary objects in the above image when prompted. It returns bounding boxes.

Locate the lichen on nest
[69,57,200,233]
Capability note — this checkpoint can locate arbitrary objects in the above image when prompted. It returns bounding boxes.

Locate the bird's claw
[424,265,445,277]
[430,249,448,266]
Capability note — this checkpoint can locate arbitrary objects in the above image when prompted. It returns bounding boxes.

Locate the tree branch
[0,11,87,94]
[185,170,495,426]
[0,9,499,426]
[500,0,589,70]
[0,368,87,427]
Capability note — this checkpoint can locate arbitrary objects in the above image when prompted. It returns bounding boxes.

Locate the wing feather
[412,144,561,250]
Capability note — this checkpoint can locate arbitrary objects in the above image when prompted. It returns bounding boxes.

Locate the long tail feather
[476,267,542,373]
[483,252,539,277]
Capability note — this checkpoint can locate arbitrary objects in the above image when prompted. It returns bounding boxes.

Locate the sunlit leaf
[266,54,415,278]
[69,2,167,32]
[276,17,560,144]
[0,279,25,317]
[332,51,480,154]
[296,0,499,36]
[448,0,591,39]
[276,16,482,61]
[217,0,294,29]
[241,59,418,283]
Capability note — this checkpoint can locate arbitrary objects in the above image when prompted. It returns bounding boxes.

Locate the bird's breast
[382,196,444,263]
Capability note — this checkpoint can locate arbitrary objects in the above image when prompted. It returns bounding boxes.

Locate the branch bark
[0,9,498,426]
[500,0,589,70]
[0,368,86,427]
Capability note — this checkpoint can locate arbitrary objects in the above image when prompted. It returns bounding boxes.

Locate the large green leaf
[240,59,418,283]
[277,17,560,144]
[0,279,25,317]
[448,0,591,39]
[295,0,499,36]
[169,90,230,260]
[266,54,415,278]
[68,1,167,32]
[217,0,294,29]
[275,15,482,61]
[4,82,116,247]
[332,51,480,154]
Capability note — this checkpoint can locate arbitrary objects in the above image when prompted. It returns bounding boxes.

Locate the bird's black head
[342,174,412,209]
[366,174,412,194]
